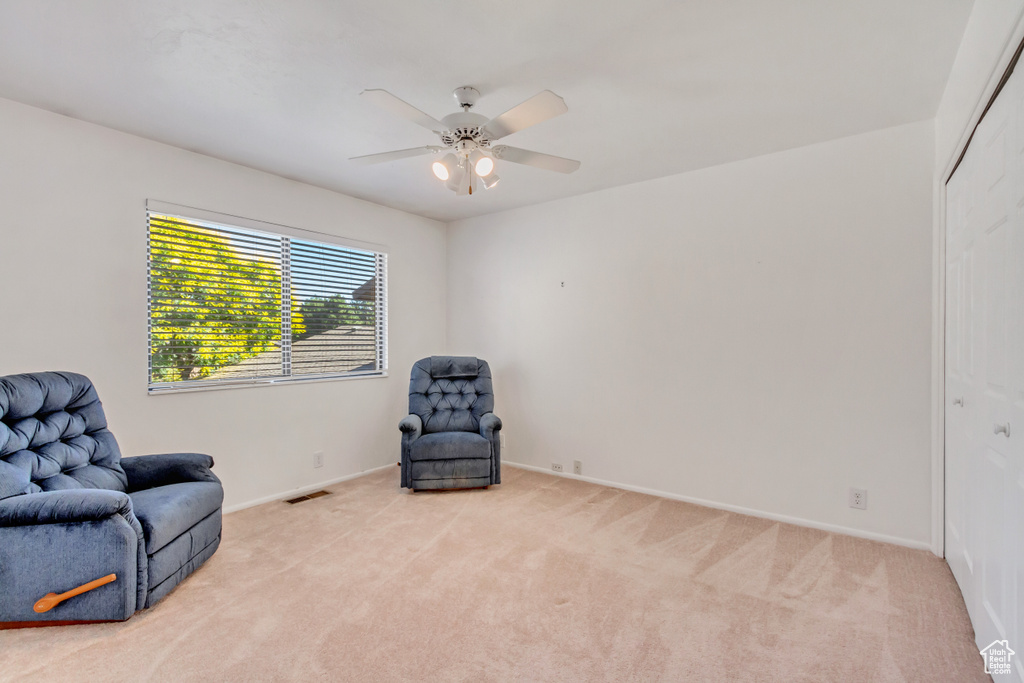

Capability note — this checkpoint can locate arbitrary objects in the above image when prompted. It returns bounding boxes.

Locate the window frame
[146,200,388,394]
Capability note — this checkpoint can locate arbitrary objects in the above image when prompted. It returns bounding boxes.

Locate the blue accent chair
[399,356,501,491]
[0,371,223,625]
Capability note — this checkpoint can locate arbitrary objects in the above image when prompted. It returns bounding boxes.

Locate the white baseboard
[222,463,395,514]
[504,461,931,551]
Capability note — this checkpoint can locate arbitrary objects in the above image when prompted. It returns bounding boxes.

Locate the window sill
[147,371,388,395]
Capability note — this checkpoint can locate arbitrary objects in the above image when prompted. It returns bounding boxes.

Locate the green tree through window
[149,215,304,382]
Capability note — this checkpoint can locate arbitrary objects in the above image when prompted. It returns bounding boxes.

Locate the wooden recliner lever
[33,574,117,614]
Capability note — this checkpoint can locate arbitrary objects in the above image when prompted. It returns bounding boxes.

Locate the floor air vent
[284,490,332,504]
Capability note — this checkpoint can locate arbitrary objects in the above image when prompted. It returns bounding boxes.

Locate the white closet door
[945,59,1024,682]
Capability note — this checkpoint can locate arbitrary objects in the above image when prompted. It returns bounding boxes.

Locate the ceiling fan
[350,86,580,195]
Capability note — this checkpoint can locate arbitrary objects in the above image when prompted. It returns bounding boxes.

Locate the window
[146,201,387,392]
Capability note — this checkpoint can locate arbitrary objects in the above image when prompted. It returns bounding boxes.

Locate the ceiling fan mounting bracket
[453,86,480,111]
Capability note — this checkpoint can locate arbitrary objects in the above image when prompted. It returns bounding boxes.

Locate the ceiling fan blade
[492,145,580,174]
[349,146,442,165]
[360,89,444,131]
[482,90,568,140]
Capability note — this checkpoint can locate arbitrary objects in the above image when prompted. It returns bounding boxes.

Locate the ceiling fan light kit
[351,86,580,196]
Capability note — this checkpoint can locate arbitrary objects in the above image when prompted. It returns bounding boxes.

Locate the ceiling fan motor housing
[439,111,492,155]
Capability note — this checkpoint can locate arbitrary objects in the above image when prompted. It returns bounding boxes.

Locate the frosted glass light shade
[469,150,494,177]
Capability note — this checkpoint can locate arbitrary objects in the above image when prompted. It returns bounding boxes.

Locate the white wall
[447,121,935,547]
[0,97,446,510]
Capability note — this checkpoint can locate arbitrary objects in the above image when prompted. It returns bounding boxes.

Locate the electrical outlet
[313,451,324,469]
[573,460,582,475]
[500,432,506,449]
[849,487,867,510]
[551,463,563,473]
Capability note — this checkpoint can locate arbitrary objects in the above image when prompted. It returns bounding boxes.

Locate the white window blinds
[147,206,387,392]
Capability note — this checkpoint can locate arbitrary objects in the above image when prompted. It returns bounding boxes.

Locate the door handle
[953,397,964,406]
[993,423,1010,437]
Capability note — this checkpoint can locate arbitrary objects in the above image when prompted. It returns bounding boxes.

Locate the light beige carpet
[0,466,987,682]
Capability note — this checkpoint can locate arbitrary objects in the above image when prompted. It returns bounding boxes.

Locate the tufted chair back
[409,356,494,434]
[0,371,127,500]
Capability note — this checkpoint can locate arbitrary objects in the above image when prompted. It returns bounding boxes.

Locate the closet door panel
[945,57,1023,679]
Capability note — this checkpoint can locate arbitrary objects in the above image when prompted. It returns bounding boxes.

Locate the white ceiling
[0,1,973,223]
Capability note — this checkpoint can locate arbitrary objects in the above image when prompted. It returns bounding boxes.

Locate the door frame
[932,11,1024,557]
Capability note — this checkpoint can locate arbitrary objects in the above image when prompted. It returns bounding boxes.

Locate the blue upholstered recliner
[0,372,223,625]
[399,356,501,490]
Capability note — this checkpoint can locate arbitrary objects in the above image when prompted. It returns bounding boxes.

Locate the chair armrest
[121,453,219,493]
[399,414,422,439]
[0,489,133,526]
[399,414,422,489]
[479,413,502,486]
[479,413,502,438]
